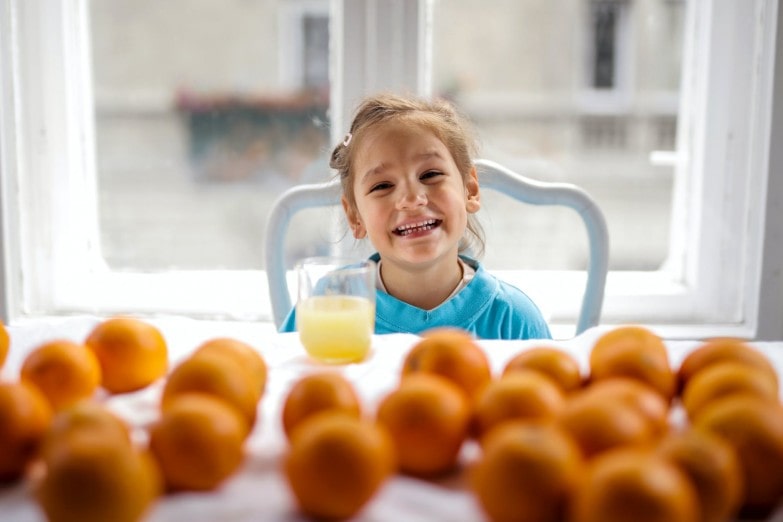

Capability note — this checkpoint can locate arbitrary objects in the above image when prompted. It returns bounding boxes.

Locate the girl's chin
[384,248,457,267]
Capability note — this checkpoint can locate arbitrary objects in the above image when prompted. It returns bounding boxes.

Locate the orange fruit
[657,428,743,522]
[581,377,671,437]
[284,411,395,521]
[161,350,258,435]
[281,372,362,440]
[0,380,52,482]
[85,317,168,394]
[557,388,656,459]
[401,327,491,402]
[41,400,132,461]
[677,337,778,394]
[20,340,102,410]
[570,447,699,522]
[148,393,247,492]
[471,370,566,441]
[0,321,9,370]
[471,420,585,522]
[502,346,583,393]
[681,361,778,421]
[693,395,783,513]
[193,337,267,399]
[376,373,471,477]
[589,325,676,401]
[36,429,160,522]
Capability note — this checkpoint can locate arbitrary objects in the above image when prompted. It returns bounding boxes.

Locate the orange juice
[297,295,375,363]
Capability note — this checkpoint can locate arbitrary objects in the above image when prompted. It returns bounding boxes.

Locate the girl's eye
[369,182,393,193]
[420,170,443,181]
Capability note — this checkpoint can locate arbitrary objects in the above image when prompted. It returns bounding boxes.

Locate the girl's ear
[342,196,367,238]
[466,166,481,213]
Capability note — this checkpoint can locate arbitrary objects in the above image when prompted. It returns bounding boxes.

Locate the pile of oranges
[279,326,783,522]
[0,317,267,522]
[2,318,783,522]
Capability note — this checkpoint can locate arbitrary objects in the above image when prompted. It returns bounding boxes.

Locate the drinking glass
[295,257,376,363]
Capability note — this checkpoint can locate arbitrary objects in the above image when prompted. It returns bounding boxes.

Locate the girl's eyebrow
[414,150,444,162]
[360,163,390,182]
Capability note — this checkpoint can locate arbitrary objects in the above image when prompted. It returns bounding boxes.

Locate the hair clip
[342,132,353,147]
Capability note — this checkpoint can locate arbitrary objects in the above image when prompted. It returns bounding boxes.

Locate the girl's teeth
[397,220,437,235]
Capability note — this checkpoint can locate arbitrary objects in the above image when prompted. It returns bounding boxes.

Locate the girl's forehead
[355,121,449,162]
[354,122,450,169]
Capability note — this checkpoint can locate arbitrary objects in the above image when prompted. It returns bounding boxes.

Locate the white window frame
[0,0,780,340]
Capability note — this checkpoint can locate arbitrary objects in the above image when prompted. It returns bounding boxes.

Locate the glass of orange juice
[295,257,376,364]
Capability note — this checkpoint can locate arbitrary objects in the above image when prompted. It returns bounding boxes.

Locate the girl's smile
[392,218,442,237]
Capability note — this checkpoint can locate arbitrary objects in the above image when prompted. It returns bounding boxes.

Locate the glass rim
[294,256,375,270]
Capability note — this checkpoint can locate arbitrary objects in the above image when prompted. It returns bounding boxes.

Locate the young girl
[281,93,551,340]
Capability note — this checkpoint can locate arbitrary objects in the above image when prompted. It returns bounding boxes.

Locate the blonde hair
[330,92,485,256]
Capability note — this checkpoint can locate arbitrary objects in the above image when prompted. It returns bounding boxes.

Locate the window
[591,1,625,89]
[280,0,330,91]
[302,14,329,90]
[0,0,780,340]
[89,0,330,271]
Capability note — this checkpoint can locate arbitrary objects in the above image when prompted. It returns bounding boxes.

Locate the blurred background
[89,0,684,273]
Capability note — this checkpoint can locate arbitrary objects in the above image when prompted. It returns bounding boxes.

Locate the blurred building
[89,0,683,272]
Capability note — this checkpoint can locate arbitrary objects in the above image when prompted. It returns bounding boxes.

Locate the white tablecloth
[2,316,783,521]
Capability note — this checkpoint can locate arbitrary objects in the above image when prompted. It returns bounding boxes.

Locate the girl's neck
[379,257,464,310]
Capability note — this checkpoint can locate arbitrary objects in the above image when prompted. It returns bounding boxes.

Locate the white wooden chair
[264,159,609,335]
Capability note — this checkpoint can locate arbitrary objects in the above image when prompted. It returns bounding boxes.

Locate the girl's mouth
[393,219,441,236]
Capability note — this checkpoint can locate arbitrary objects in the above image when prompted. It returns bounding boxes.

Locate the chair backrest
[264,158,609,335]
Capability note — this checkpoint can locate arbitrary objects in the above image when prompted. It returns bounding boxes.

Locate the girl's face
[342,120,480,273]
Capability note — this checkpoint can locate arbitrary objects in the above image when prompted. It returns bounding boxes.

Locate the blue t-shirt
[280,255,551,340]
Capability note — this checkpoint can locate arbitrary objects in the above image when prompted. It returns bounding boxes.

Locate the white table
[2,316,783,521]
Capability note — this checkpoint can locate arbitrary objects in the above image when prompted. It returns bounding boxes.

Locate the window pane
[432,0,685,271]
[89,0,332,271]
[592,1,621,89]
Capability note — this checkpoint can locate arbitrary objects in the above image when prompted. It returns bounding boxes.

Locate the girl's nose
[396,184,427,209]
